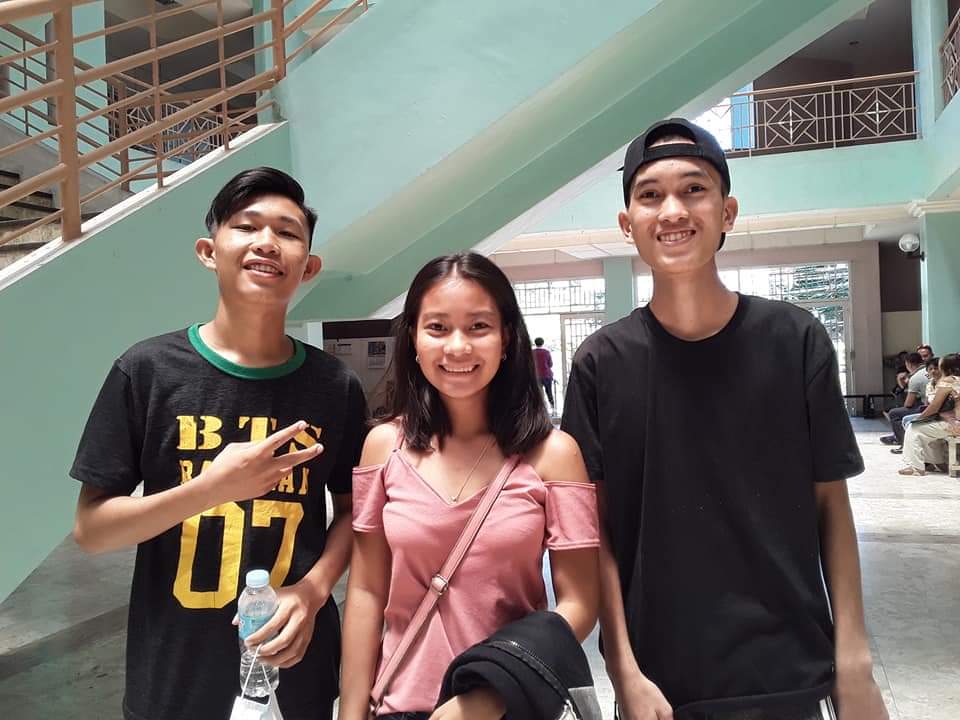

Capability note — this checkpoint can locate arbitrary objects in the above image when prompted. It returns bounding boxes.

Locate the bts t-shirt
[71,325,368,720]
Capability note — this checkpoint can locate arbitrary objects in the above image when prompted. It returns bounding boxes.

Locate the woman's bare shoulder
[525,429,590,484]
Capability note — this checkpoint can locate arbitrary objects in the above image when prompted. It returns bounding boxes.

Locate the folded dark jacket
[437,611,602,720]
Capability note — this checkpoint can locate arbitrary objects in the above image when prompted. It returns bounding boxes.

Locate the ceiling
[491,204,933,266]
[790,0,911,66]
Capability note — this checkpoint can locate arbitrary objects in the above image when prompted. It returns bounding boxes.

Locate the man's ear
[195,237,217,271]
[301,254,322,283]
[722,195,739,233]
[618,209,633,241]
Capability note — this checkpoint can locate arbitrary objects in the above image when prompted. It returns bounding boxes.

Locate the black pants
[615,697,836,720]
[889,403,926,445]
[540,378,555,407]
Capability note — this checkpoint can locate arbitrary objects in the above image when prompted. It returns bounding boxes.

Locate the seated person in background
[902,356,941,433]
[882,352,927,453]
[900,353,960,477]
[888,351,909,406]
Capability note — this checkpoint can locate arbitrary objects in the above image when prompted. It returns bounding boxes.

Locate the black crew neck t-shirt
[562,294,863,715]
[71,326,368,720]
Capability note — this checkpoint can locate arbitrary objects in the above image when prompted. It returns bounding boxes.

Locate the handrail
[287,0,369,65]
[0,38,56,67]
[0,48,102,116]
[79,70,275,169]
[0,0,371,249]
[72,0,220,44]
[0,1,61,25]
[729,71,919,99]
[711,72,918,158]
[283,0,337,38]
[0,164,67,211]
[74,11,274,87]
[2,22,148,95]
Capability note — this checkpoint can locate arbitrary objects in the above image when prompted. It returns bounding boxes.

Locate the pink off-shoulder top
[352,443,599,715]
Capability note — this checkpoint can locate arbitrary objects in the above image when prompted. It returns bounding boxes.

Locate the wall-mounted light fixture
[898,233,924,261]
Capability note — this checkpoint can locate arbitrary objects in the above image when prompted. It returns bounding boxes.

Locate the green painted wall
[912,0,948,131]
[920,212,960,351]
[926,92,960,198]
[0,125,293,602]
[603,257,636,324]
[280,0,872,321]
[534,140,930,233]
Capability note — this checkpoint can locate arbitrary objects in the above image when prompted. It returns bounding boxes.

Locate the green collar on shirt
[188,323,305,379]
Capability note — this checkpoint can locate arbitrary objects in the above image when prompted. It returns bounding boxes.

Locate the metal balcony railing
[0,0,369,249]
[702,72,919,158]
[943,9,960,106]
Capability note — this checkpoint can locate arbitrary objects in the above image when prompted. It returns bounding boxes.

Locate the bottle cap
[246,569,270,589]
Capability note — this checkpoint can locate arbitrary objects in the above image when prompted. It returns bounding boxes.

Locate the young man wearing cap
[71,167,368,720]
[562,120,887,720]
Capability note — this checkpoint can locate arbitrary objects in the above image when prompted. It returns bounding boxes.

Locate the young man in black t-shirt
[562,120,888,720]
[71,168,368,720]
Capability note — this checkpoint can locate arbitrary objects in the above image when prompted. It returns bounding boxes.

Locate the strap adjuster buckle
[430,574,449,596]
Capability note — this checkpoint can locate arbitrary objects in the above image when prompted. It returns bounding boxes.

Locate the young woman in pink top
[339,253,600,720]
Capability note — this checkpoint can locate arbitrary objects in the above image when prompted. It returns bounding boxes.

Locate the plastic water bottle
[238,569,279,698]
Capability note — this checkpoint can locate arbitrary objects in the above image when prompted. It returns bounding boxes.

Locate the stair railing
[0,0,369,250]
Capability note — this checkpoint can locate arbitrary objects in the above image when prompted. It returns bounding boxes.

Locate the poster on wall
[367,340,387,369]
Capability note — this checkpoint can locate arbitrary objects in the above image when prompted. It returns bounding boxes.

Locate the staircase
[0,170,58,270]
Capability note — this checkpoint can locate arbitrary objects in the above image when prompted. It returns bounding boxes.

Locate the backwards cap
[621,118,731,206]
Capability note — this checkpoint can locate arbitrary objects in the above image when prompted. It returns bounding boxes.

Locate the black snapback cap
[621,118,731,207]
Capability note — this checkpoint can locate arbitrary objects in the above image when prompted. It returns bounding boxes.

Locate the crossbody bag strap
[369,453,522,712]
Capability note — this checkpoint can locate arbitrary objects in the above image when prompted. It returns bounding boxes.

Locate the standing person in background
[533,337,556,412]
[916,345,934,363]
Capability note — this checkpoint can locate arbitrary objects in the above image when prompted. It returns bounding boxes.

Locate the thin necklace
[449,437,496,503]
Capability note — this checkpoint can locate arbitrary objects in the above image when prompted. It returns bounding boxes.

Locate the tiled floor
[1,419,957,719]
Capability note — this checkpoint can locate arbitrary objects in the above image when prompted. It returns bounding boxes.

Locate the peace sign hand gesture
[199,421,323,506]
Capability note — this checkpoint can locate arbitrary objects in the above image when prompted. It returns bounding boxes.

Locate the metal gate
[557,312,605,413]
[797,301,853,394]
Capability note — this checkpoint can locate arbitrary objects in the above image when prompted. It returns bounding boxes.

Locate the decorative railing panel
[701,73,918,158]
[943,10,960,106]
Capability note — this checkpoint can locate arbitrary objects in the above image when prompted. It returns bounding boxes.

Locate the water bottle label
[238,614,271,640]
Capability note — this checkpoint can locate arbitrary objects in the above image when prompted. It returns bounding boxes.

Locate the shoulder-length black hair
[384,252,552,455]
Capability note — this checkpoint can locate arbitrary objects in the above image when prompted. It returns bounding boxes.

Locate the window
[514,278,605,315]
[636,263,849,304]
